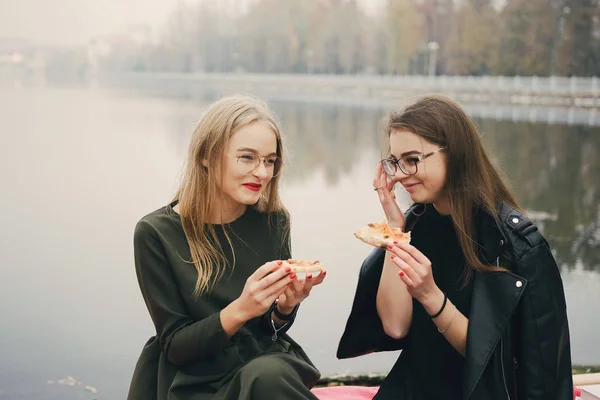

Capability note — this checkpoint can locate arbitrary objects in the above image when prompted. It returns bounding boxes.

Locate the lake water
[0,86,598,399]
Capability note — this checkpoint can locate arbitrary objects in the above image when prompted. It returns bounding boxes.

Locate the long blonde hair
[174,94,289,296]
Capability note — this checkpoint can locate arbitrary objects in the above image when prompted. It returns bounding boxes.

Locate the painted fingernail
[387,245,393,249]
[322,271,327,276]
[277,261,283,266]
[289,273,296,279]
[393,240,398,245]
[391,255,395,259]
[399,271,405,277]
[284,266,291,273]
[307,274,312,279]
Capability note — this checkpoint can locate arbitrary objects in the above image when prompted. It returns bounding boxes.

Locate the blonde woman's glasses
[229,154,282,177]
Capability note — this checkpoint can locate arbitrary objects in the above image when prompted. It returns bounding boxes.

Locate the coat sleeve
[134,220,237,367]
[336,248,405,359]
[515,242,573,400]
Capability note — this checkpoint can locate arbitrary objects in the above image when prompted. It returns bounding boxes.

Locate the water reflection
[274,102,383,184]
[479,120,600,271]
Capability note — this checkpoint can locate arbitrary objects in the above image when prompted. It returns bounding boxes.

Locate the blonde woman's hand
[234,261,295,321]
[373,161,406,229]
[277,267,327,314]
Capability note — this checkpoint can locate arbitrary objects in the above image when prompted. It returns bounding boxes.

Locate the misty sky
[0,0,181,45]
[0,0,387,47]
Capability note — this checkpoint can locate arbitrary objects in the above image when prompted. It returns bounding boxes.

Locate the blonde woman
[128,94,325,400]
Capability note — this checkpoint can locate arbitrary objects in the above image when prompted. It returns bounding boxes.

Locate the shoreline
[316,365,600,387]
[97,72,600,110]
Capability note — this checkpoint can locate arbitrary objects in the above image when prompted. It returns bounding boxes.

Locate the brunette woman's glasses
[381,147,445,176]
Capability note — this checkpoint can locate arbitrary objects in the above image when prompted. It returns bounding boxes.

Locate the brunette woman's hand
[373,161,405,229]
[386,240,442,306]
[277,266,327,314]
[234,261,295,321]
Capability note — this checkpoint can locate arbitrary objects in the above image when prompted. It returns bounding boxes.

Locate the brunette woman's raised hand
[373,161,406,229]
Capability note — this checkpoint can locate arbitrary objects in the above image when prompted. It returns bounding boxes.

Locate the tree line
[99,0,599,77]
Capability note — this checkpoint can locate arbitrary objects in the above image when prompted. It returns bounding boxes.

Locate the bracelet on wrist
[438,304,458,334]
[270,315,289,342]
[429,291,447,319]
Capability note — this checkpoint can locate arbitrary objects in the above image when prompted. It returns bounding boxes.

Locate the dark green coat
[127,203,320,400]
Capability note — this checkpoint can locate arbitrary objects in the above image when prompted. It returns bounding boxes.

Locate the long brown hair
[174,94,289,296]
[388,94,520,277]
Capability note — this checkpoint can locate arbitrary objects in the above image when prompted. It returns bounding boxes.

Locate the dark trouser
[216,353,320,400]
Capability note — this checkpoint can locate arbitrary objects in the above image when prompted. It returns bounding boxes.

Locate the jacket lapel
[463,207,528,399]
[463,270,527,399]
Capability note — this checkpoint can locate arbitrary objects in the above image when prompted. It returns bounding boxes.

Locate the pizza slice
[287,259,324,274]
[354,221,411,248]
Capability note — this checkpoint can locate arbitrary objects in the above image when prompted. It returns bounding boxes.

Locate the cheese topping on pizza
[354,221,411,248]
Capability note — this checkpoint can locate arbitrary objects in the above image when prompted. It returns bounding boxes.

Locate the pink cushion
[311,386,379,400]
[311,385,582,400]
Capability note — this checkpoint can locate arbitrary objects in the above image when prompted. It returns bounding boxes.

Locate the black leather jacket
[337,203,573,400]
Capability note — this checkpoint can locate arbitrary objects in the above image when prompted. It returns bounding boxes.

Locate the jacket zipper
[500,338,511,400]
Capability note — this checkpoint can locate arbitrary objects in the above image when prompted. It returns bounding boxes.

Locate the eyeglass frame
[226,153,283,177]
[381,147,445,176]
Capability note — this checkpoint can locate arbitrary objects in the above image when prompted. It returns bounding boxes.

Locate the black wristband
[273,301,299,321]
[429,292,447,319]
